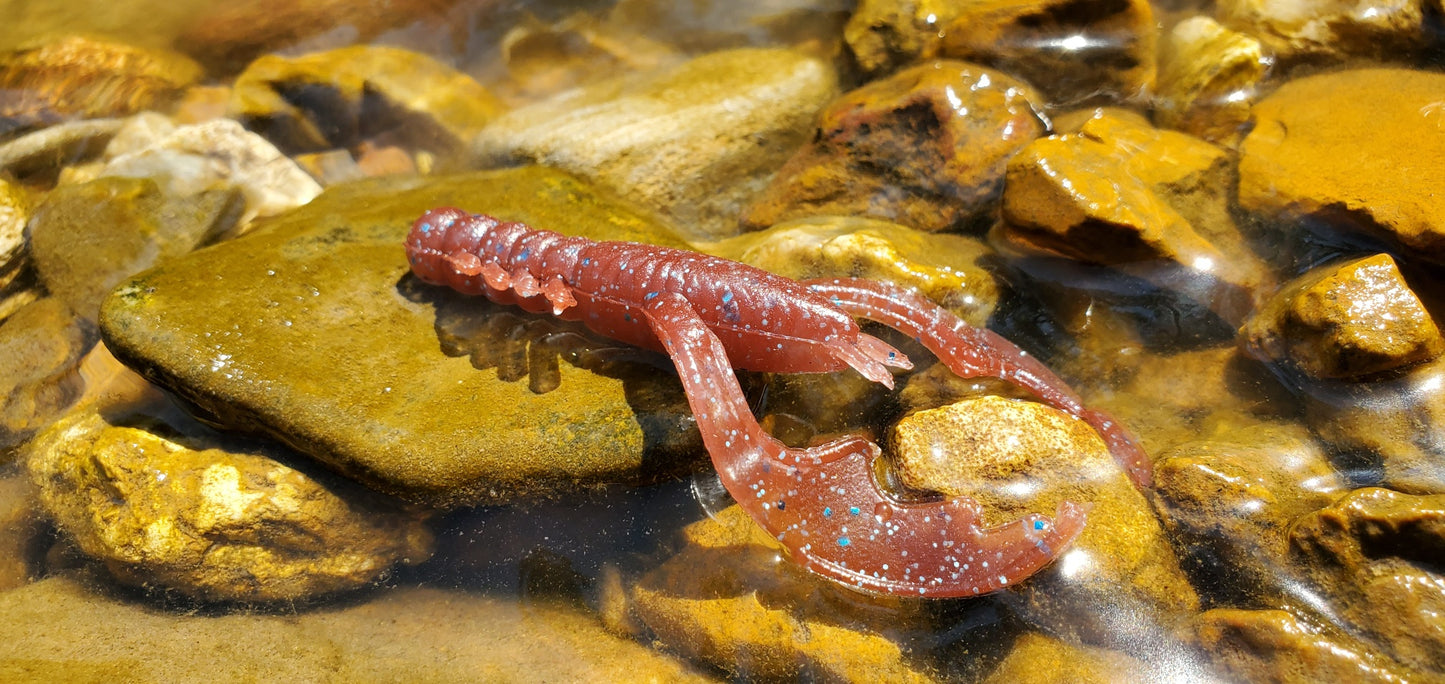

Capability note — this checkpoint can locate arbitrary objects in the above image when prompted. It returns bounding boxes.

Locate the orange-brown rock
[1289,488,1445,676]
[742,60,1044,232]
[983,632,1147,683]
[1238,69,1445,261]
[1241,253,1444,379]
[1305,354,1445,494]
[1197,609,1424,682]
[892,397,1198,651]
[0,35,201,136]
[623,505,938,682]
[1155,16,1267,146]
[846,0,1158,105]
[177,0,462,74]
[999,110,1268,324]
[1217,0,1435,64]
[230,45,504,166]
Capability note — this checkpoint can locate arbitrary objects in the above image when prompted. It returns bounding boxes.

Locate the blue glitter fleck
[645,291,658,300]
[849,506,860,516]
[1034,520,1046,531]
[823,507,832,518]
[777,500,785,510]
[837,537,850,547]
[624,314,633,322]
[721,291,733,303]
[582,258,591,266]
[420,222,433,234]
[518,248,531,260]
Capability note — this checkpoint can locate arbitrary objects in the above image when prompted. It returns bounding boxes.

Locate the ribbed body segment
[405,208,886,376]
[404,207,1152,598]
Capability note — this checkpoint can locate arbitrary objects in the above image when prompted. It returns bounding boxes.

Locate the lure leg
[805,277,1153,488]
[642,292,1085,597]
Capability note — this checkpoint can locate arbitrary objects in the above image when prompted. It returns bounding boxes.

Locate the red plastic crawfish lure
[406,207,1151,597]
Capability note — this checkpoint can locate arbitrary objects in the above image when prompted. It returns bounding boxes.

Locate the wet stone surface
[891,397,1199,655]
[741,60,1045,233]
[1237,69,1445,262]
[0,298,95,454]
[617,505,939,682]
[230,45,504,169]
[28,176,241,323]
[1241,253,1444,380]
[845,0,1158,105]
[474,47,839,242]
[709,215,1002,326]
[1288,488,1445,677]
[26,411,433,602]
[998,109,1268,326]
[0,572,712,682]
[98,166,704,507]
[0,35,201,137]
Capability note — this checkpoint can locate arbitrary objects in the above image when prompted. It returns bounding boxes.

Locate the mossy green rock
[99,166,703,507]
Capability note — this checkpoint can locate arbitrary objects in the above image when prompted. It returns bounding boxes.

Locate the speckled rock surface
[622,505,938,682]
[983,632,1145,683]
[1241,253,1444,379]
[0,573,713,682]
[0,178,26,291]
[26,411,433,602]
[741,60,1044,232]
[708,215,1001,327]
[1238,69,1445,261]
[1289,488,1445,677]
[891,397,1198,651]
[99,166,703,507]
[230,45,504,168]
[27,176,240,322]
[474,47,838,242]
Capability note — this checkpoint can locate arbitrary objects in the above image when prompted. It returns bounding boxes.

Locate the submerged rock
[620,505,938,682]
[0,574,710,681]
[0,35,201,137]
[0,467,40,590]
[1152,423,1344,602]
[26,412,433,602]
[0,298,95,454]
[1217,0,1436,64]
[1197,608,1424,683]
[1238,69,1445,262]
[27,176,241,322]
[230,45,504,167]
[1155,17,1268,146]
[709,215,1002,326]
[1289,488,1445,677]
[998,110,1267,325]
[0,177,27,291]
[97,114,323,228]
[741,60,1044,232]
[99,166,703,507]
[474,47,838,242]
[845,0,1157,105]
[1241,253,1444,380]
[983,632,1146,684]
[891,397,1199,653]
